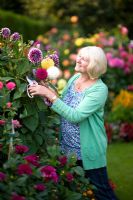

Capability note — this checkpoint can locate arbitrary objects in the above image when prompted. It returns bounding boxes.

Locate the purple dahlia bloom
[28,47,43,64]
[10,32,20,41]
[48,52,59,67]
[1,27,11,38]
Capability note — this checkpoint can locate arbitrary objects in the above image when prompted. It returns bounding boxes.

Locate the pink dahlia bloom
[36,68,48,80]
[28,47,43,64]
[11,193,26,200]
[0,120,6,125]
[66,172,74,182]
[34,183,46,191]
[106,52,113,60]
[120,26,128,36]
[6,82,16,90]
[0,172,6,181]
[6,102,12,108]
[24,154,40,167]
[17,164,32,175]
[119,51,128,58]
[127,85,133,91]
[15,145,29,154]
[108,57,124,68]
[12,120,22,128]
[40,165,58,183]
[0,81,4,90]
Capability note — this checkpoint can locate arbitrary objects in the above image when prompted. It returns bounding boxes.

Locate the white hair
[79,46,107,79]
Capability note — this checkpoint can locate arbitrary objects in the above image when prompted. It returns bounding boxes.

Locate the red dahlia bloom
[15,145,29,154]
[17,164,32,175]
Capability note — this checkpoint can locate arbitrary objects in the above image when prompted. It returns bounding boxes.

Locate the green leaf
[64,188,82,200]
[22,112,39,132]
[15,176,28,186]
[16,59,31,75]
[0,77,14,81]
[36,98,47,111]
[71,166,85,177]
[47,145,60,158]
[20,102,37,118]
[34,134,43,145]
[13,83,27,100]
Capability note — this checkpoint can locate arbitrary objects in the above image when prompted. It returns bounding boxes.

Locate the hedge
[0,9,51,41]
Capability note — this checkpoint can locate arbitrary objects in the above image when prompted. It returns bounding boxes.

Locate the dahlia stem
[8,119,15,160]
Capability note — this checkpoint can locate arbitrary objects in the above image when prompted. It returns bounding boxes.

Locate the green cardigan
[51,73,108,170]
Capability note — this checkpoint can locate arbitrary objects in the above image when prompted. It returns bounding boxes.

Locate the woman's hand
[28,84,56,100]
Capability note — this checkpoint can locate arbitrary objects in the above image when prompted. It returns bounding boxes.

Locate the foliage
[0,9,51,41]
[11,0,133,37]
[0,0,24,14]
[0,27,60,153]
[0,144,95,200]
[108,90,133,123]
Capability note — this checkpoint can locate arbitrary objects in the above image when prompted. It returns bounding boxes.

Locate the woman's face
[75,52,89,73]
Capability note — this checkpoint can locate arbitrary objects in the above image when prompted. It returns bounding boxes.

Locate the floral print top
[60,83,85,159]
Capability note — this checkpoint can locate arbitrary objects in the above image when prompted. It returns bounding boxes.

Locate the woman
[29,46,118,200]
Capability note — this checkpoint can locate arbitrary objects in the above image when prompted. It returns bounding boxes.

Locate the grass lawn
[107,141,133,200]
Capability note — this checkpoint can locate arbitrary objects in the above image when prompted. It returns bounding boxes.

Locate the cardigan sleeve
[51,85,108,123]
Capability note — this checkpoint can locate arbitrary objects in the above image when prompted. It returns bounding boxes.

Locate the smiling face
[75,50,89,74]
[75,46,107,79]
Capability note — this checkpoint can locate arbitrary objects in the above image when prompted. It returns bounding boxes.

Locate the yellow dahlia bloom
[41,58,54,69]
[74,37,85,46]
[64,49,70,55]
[85,37,97,44]
[112,90,133,110]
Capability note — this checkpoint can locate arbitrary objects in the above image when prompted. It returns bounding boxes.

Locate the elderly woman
[29,46,118,200]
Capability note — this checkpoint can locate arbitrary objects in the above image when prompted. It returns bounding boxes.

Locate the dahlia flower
[1,27,11,38]
[47,66,60,79]
[28,47,43,64]
[41,58,54,69]
[40,165,58,183]
[48,52,59,67]
[15,145,29,154]
[17,164,32,175]
[0,120,6,125]
[66,172,74,182]
[0,172,6,181]
[0,81,3,90]
[10,32,20,41]
[11,193,26,200]
[24,154,40,167]
[6,82,16,90]
[36,68,48,80]
[34,183,46,191]
[12,120,22,128]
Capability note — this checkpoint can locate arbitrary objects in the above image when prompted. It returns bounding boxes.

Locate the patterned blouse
[60,83,85,159]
